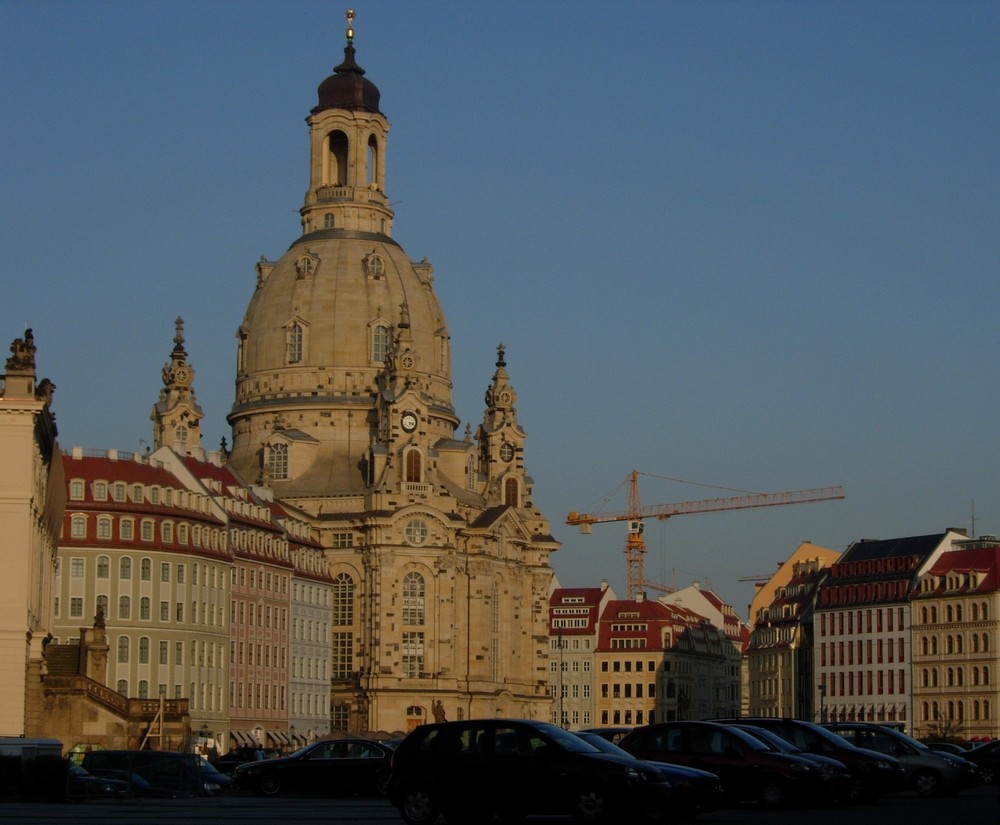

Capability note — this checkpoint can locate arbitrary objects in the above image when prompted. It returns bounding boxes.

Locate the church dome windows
[325,130,349,186]
[404,518,428,546]
[364,252,385,279]
[402,571,425,625]
[268,443,289,480]
[371,321,391,364]
[404,448,423,484]
[367,134,381,189]
[284,319,308,364]
[324,213,335,229]
[504,476,520,507]
[332,572,355,625]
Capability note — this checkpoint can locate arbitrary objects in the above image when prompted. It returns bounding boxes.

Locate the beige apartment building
[548,582,616,728]
[0,330,64,737]
[814,530,967,726]
[911,537,1000,741]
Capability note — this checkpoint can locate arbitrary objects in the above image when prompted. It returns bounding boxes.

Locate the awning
[231,730,253,747]
[269,730,289,745]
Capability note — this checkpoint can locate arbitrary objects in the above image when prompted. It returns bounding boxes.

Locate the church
[220,15,560,730]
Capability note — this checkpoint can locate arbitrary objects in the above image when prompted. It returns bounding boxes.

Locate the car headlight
[624,765,669,785]
[874,760,893,770]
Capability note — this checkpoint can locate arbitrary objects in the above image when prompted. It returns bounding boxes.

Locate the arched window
[287,324,303,364]
[504,477,519,507]
[956,635,964,654]
[946,605,953,622]
[138,680,149,700]
[956,604,963,622]
[373,324,390,364]
[402,572,425,626]
[984,634,991,653]
[116,679,128,696]
[972,603,980,621]
[920,606,928,623]
[931,637,938,655]
[96,594,108,617]
[139,637,150,664]
[119,596,131,620]
[946,636,954,654]
[367,134,380,188]
[117,636,129,663]
[327,130,348,186]
[984,666,991,686]
[983,602,989,621]
[920,637,928,655]
[70,515,86,538]
[97,556,110,578]
[332,573,354,626]
[405,449,422,483]
[931,606,938,623]
[323,213,335,229]
[141,558,151,580]
[269,443,289,480]
[140,597,150,620]
[120,557,132,579]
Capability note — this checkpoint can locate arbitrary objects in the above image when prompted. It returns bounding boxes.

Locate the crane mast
[567,470,845,598]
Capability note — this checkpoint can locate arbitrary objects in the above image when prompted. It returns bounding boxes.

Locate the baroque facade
[222,20,557,731]
[0,330,64,736]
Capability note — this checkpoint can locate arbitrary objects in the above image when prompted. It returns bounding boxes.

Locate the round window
[404,519,428,546]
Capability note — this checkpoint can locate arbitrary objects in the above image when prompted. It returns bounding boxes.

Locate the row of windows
[820,669,906,697]
[115,637,223,668]
[65,556,227,586]
[917,633,991,655]
[69,479,208,512]
[230,681,286,711]
[818,607,904,636]
[552,709,593,727]
[919,665,991,687]
[601,682,653,699]
[921,699,991,722]
[67,515,223,550]
[916,602,990,623]
[231,601,289,631]
[600,660,658,673]
[550,660,593,672]
[234,566,289,594]
[820,638,906,666]
[283,320,391,369]
[228,640,287,669]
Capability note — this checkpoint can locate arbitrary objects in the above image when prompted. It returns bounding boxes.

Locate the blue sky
[3,1,998,614]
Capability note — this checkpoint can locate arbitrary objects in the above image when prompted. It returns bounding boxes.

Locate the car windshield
[535,724,602,754]
[737,726,798,753]
[575,732,630,757]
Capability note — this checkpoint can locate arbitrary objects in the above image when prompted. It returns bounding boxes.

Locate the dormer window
[269,443,289,480]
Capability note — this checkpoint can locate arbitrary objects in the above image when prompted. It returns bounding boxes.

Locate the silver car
[823,722,978,797]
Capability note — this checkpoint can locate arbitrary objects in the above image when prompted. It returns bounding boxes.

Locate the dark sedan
[231,738,393,797]
[66,762,131,801]
[962,740,1000,784]
[619,721,832,808]
[574,730,724,820]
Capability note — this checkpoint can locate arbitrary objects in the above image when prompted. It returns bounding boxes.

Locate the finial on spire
[346,8,355,45]
[496,343,506,368]
[174,317,185,347]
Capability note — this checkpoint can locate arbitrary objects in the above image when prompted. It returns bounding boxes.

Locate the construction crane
[567,470,845,599]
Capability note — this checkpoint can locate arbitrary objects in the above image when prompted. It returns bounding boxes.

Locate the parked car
[198,759,234,795]
[387,718,672,824]
[574,730,724,820]
[729,724,854,801]
[81,749,204,798]
[710,717,907,801]
[579,727,635,746]
[824,722,978,796]
[927,741,973,756]
[960,740,1000,784]
[66,762,130,801]
[231,738,393,797]
[618,721,832,808]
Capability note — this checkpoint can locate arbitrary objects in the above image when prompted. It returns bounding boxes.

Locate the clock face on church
[401,412,418,433]
[174,367,191,386]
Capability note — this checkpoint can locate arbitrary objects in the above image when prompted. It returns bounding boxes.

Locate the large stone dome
[226,36,456,498]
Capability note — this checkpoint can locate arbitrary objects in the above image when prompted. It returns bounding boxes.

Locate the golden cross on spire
[346,9,355,45]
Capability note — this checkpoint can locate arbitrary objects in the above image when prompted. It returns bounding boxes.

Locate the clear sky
[3,1,998,615]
